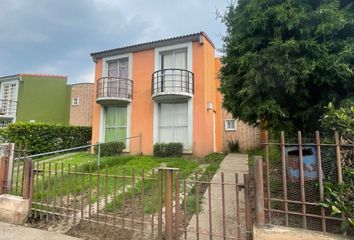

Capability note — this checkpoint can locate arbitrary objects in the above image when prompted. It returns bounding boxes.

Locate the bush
[228,138,239,153]
[95,142,125,157]
[0,122,91,155]
[153,142,183,157]
[320,167,354,231]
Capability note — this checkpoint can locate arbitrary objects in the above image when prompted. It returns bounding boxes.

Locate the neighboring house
[69,83,94,126]
[222,111,261,151]
[0,74,71,127]
[90,32,260,156]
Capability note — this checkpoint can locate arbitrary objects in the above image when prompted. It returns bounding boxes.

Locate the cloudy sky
[0,0,228,84]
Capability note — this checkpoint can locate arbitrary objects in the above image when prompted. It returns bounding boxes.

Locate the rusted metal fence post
[157,168,163,240]
[254,156,265,226]
[22,158,33,199]
[244,174,253,240]
[0,155,8,194]
[157,167,179,240]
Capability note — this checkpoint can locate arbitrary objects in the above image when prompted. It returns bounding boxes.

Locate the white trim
[187,98,193,150]
[72,97,80,106]
[225,119,237,131]
[99,104,131,151]
[153,101,159,145]
[125,103,131,151]
[213,111,216,152]
[153,99,192,150]
[154,42,193,72]
[99,106,104,143]
[102,53,133,79]
[0,79,20,122]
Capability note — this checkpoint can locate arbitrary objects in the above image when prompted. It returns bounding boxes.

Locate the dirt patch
[66,223,133,240]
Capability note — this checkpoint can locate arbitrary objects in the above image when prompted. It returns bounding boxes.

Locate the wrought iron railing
[0,99,17,117]
[96,77,133,102]
[151,69,194,96]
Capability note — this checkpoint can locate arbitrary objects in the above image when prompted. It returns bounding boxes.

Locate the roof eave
[90,32,213,61]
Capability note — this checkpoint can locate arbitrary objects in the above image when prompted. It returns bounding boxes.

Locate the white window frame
[102,53,133,79]
[72,97,80,106]
[99,104,132,151]
[153,42,193,152]
[154,42,193,72]
[225,119,237,131]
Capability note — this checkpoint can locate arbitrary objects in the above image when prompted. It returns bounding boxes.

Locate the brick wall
[222,110,261,151]
[69,83,93,126]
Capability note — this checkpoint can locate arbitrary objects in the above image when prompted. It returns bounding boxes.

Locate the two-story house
[0,74,71,127]
[91,32,225,156]
[91,32,261,156]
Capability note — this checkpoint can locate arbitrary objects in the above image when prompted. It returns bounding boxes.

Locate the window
[106,58,129,98]
[104,106,127,144]
[72,97,79,106]
[0,81,18,116]
[159,49,188,92]
[0,120,12,128]
[159,102,188,147]
[225,119,237,131]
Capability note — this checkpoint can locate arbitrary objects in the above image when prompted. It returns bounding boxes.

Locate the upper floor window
[72,97,80,106]
[225,119,237,131]
[160,49,187,70]
[107,58,129,78]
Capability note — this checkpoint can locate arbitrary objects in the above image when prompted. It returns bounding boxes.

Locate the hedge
[94,142,125,157]
[0,122,92,155]
[153,142,183,157]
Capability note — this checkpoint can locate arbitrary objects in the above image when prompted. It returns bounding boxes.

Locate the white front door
[158,102,188,148]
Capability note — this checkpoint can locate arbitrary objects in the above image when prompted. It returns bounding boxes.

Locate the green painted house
[0,74,71,127]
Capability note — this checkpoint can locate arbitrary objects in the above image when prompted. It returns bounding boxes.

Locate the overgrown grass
[28,151,228,222]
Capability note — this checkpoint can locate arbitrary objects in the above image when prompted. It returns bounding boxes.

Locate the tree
[220,0,354,132]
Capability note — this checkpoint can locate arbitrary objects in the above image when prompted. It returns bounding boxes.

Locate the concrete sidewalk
[0,222,80,240]
[186,153,249,240]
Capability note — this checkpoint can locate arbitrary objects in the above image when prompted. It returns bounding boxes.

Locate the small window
[225,119,237,131]
[72,97,79,106]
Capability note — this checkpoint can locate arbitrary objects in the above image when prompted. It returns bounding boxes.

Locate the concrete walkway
[0,222,80,240]
[186,153,249,240]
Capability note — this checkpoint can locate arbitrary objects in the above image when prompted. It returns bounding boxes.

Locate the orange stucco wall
[91,36,223,157]
[214,58,223,152]
[191,37,223,156]
[91,59,102,146]
[130,49,155,155]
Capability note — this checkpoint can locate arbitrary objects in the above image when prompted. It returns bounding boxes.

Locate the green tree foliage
[220,0,354,132]
[322,101,354,141]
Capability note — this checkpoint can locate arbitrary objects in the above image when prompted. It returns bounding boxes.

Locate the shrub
[0,122,91,155]
[153,142,183,157]
[228,138,240,153]
[95,142,125,157]
[320,167,354,231]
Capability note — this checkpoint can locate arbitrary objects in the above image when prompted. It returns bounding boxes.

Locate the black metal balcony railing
[0,99,17,117]
[96,77,133,102]
[151,69,194,96]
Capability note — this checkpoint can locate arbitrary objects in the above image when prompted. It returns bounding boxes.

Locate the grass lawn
[29,151,225,218]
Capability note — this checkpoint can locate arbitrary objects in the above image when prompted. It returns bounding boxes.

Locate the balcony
[96,77,133,105]
[151,69,194,101]
[0,99,17,118]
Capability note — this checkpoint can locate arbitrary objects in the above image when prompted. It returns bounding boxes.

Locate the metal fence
[262,131,353,235]
[2,135,142,196]
[26,164,253,240]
